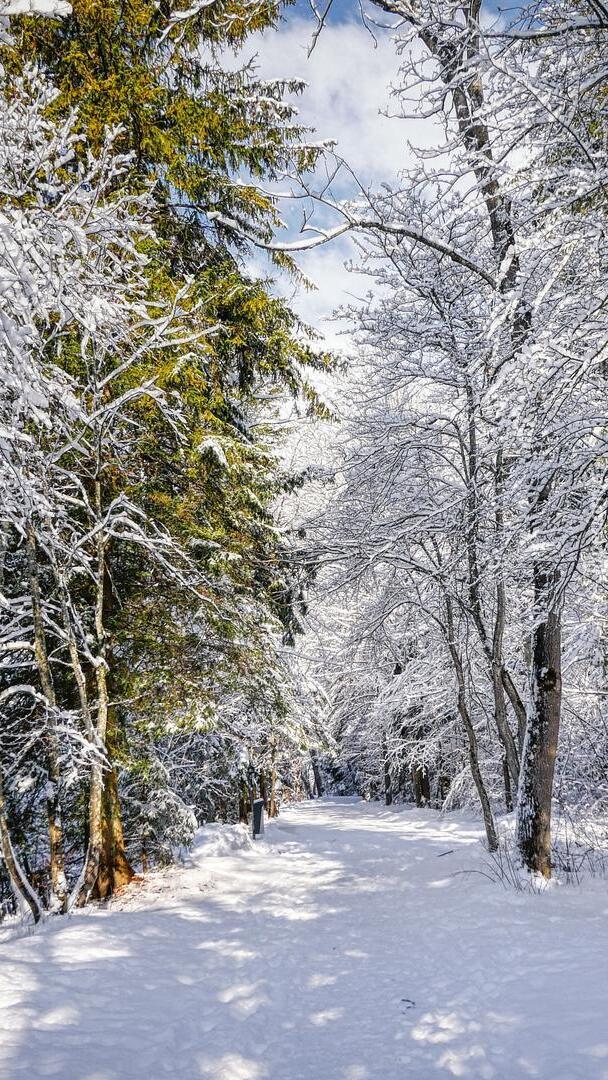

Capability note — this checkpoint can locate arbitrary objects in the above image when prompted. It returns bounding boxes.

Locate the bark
[78,479,133,904]
[259,770,268,811]
[367,4,531,694]
[445,596,498,851]
[491,664,519,795]
[77,488,110,906]
[0,524,7,592]
[490,451,523,790]
[370,0,521,292]
[461,413,521,793]
[57,576,94,739]
[501,666,528,753]
[492,451,527,760]
[383,736,393,806]
[92,734,134,900]
[238,783,251,824]
[455,684,498,852]
[268,740,280,817]
[411,766,430,807]
[516,571,562,878]
[77,757,105,906]
[0,769,43,923]
[445,11,530,796]
[437,771,451,805]
[310,749,324,797]
[268,767,279,818]
[25,523,68,913]
[300,767,313,800]
[502,756,513,812]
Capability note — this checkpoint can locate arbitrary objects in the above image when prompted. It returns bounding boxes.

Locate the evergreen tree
[1,0,327,904]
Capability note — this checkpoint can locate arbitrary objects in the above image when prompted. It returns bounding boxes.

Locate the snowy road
[1,798,608,1080]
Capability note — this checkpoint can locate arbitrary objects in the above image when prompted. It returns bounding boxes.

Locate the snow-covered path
[1,798,608,1080]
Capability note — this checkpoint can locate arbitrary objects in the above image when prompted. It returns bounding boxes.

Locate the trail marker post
[252,798,265,839]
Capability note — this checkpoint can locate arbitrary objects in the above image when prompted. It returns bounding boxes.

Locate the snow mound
[190,822,256,861]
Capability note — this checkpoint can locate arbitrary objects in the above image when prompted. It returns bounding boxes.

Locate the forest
[0,1,608,1073]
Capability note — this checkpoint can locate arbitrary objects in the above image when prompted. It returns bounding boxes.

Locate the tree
[264,0,608,875]
[1,0,332,908]
[0,67,182,915]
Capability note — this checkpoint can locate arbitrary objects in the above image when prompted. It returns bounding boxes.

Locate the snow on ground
[1,797,608,1080]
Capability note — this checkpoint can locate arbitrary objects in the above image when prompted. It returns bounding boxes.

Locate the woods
[0,0,607,935]
[0,0,327,919]
[275,0,608,880]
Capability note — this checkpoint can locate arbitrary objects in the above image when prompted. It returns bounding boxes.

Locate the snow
[1,798,608,1079]
[0,1,71,13]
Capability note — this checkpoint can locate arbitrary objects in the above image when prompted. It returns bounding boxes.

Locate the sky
[234,1,430,347]
[233,0,506,347]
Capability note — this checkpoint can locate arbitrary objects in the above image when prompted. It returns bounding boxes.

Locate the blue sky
[241,0,503,344]
[237,3,433,346]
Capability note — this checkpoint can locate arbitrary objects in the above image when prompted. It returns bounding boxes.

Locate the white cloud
[249,18,413,185]
[232,17,434,342]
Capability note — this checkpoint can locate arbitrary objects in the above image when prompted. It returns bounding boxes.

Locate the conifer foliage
[0,2,325,918]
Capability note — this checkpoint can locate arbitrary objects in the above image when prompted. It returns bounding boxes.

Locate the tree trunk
[502,756,513,813]
[383,743,393,806]
[92,753,134,899]
[459,700,499,853]
[26,523,68,913]
[491,455,522,791]
[259,770,268,811]
[266,737,279,817]
[445,596,498,851]
[0,771,43,923]
[300,767,313,800]
[491,664,520,795]
[411,766,430,807]
[516,574,562,878]
[461,417,521,795]
[462,426,521,795]
[501,665,528,756]
[268,765,279,819]
[78,480,133,904]
[310,750,324,797]
[77,759,105,905]
[238,784,251,825]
